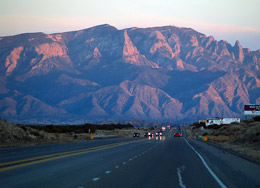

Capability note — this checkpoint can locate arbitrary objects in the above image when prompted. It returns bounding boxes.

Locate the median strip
[0,139,145,172]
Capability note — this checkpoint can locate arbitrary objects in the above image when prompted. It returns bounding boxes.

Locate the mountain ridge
[0,24,259,123]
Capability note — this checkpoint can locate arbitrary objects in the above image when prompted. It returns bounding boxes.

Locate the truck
[205,118,240,126]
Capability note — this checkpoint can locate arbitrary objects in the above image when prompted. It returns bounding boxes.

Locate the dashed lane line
[177,166,186,188]
[92,177,100,181]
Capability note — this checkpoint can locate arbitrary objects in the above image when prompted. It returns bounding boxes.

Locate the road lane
[0,137,161,188]
[0,137,138,163]
[1,128,260,188]
[0,139,148,172]
[87,136,220,188]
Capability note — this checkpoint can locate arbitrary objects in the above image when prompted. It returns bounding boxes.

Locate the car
[144,132,150,137]
[155,131,163,137]
[174,132,182,137]
[133,132,140,137]
[144,132,153,138]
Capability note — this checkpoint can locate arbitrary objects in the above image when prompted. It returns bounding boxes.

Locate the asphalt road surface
[1,129,260,188]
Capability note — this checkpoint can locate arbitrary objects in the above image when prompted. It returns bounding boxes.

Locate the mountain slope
[0,24,259,123]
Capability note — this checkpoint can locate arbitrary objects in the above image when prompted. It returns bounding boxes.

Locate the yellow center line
[0,138,145,172]
[0,143,117,167]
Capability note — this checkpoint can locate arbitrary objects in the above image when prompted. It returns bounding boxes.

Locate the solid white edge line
[184,138,227,188]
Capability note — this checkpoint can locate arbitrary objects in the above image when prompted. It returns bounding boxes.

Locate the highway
[0,129,260,188]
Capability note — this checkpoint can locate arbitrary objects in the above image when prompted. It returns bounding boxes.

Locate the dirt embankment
[186,119,260,162]
[0,120,75,147]
[0,120,154,148]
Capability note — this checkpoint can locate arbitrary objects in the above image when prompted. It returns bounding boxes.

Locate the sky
[0,0,260,50]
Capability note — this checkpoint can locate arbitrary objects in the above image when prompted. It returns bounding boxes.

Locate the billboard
[244,104,260,116]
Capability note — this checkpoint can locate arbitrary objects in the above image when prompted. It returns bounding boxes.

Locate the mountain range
[0,24,259,124]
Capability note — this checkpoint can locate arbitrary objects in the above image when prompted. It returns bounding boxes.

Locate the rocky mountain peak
[234,40,244,62]
[123,30,139,57]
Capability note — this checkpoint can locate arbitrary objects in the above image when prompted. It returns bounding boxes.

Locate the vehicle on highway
[155,131,163,137]
[144,132,153,137]
[133,132,140,137]
[174,132,182,137]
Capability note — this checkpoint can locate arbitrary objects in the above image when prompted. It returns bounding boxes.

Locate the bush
[207,124,223,129]
[191,122,206,128]
[253,116,260,122]
[26,123,135,134]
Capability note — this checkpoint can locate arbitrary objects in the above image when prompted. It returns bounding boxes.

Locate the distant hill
[0,24,260,123]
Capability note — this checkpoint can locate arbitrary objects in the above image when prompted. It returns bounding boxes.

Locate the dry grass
[186,120,260,162]
[207,135,232,142]
[0,120,154,148]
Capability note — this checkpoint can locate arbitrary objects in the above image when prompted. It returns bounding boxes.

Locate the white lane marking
[134,156,137,158]
[115,165,119,168]
[129,158,132,161]
[177,166,186,188]
[123,162,126,165]
[92,177,100,181]
[184,138,227,188]
[105,171,111,174]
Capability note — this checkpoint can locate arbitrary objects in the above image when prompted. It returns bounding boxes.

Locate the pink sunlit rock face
[0,24,259,123]
[5,46,24,76]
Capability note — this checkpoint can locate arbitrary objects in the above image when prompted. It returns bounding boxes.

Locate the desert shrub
[253,116,260,122]
[31,130,40,137]
[207,124,223,129]
[235,124,260,143]
[192,122,206,128]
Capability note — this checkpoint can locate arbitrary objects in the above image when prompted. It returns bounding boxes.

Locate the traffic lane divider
[0,138,146,172]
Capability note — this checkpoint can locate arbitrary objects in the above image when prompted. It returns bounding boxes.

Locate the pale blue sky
[1,0,260,50]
